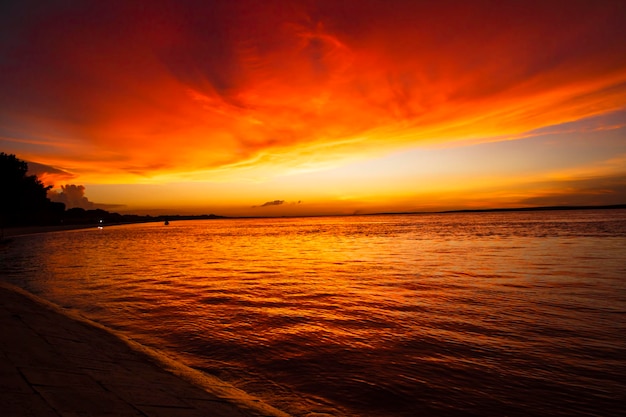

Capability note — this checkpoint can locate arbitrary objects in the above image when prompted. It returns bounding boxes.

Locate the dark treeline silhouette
[1,152,65,227]
[1,153,223,229]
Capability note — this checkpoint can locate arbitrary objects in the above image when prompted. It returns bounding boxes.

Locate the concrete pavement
[0,282,290,417]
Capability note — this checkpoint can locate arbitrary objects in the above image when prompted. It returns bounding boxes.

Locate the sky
[1,0,626,216]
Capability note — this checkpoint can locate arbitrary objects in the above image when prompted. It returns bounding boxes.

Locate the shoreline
[2,203,625,238]
[0,281,291,417]
[1,224,103,238]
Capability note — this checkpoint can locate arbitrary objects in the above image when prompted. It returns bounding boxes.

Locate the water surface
[2,210,625,416]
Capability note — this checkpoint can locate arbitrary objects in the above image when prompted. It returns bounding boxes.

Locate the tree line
[0,152,65,227]
[1,152,223,228]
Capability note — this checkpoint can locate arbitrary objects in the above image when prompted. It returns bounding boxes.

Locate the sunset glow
[2,1,625,215]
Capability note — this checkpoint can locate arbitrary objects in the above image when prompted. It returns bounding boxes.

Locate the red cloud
[1,1,625,183]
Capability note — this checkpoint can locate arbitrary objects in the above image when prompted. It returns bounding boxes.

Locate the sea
[1,210,625,416]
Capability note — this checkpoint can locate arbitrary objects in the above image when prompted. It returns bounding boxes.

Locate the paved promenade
[0,282,290,417]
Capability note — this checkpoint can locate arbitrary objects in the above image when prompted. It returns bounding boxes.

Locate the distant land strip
[375,204,626,216]
[3,205,625,238]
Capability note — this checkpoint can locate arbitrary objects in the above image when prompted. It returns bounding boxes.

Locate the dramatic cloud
[2,0,625,183]
[1,1,625,214]
[48,185,94,209]
[48,184,121,210]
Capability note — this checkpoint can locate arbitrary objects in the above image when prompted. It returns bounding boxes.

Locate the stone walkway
[0,283,290,417]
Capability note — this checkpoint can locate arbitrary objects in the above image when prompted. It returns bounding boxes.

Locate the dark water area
[1,210,625,416]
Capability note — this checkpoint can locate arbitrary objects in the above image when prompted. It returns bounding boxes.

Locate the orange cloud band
[1,1,625,186]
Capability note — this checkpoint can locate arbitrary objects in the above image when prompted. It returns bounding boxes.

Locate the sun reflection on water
[1,211,626,416]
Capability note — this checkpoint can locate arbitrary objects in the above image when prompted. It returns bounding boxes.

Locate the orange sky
[1,0,626,216]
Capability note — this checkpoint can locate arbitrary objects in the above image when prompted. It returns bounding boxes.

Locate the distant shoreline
[2,204,624,238]
[1,223,105,238]
[376,203,626,216]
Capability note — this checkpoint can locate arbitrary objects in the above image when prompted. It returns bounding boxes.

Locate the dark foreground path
[0,282,290,417]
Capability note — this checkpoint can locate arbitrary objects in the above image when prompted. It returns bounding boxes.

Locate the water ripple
[1,210,626,416]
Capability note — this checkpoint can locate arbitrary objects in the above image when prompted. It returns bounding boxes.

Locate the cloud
[518,176,626,207]
[251,200,304,208]
[26,161,75,186]
[48,184,122,210]
[48,185,93,209]
[1,1,625,185]
[262,200,285,207]
[253,200,285,208]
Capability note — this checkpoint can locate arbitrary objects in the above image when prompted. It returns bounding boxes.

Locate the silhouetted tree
[0,152,65,226]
